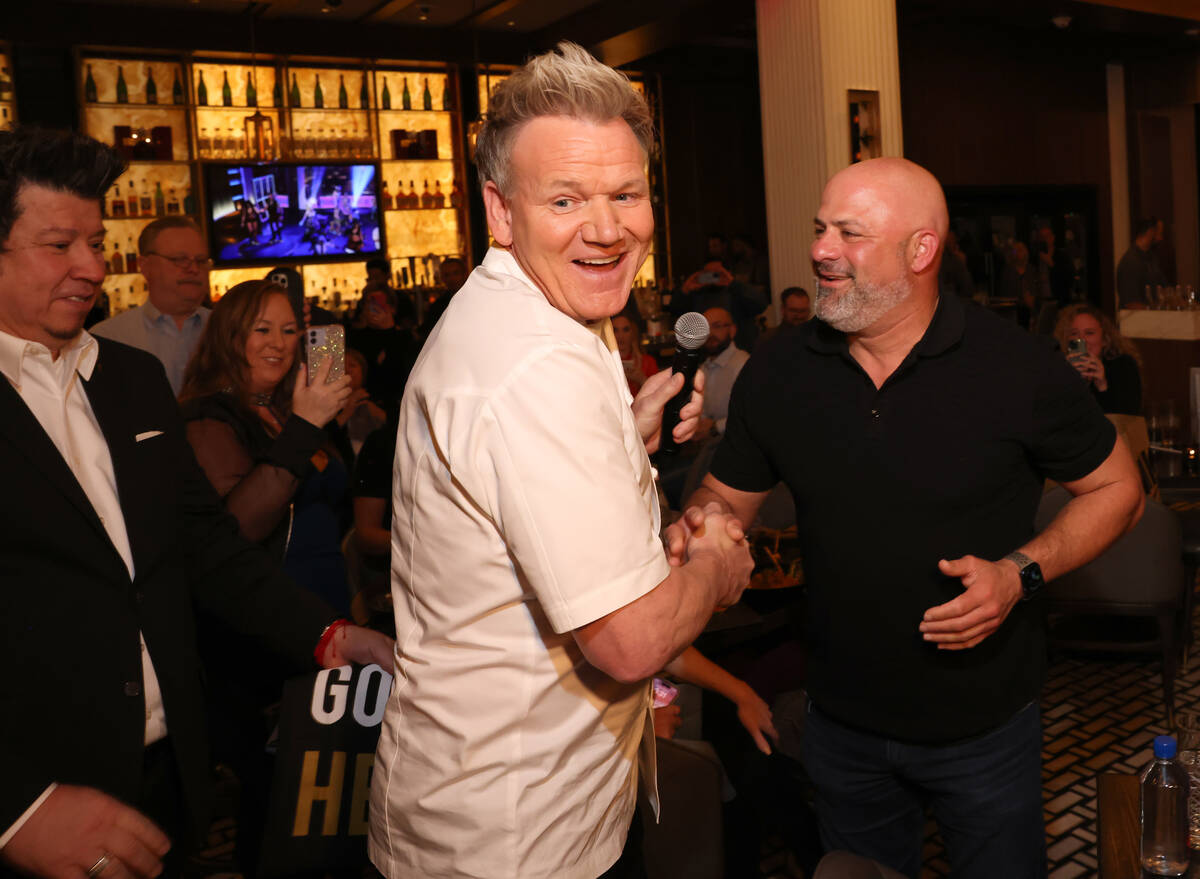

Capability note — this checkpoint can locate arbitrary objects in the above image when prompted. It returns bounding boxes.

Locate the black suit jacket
[0,338,334,842]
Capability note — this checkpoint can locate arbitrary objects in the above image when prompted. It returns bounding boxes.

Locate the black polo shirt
[711,295,1115,743]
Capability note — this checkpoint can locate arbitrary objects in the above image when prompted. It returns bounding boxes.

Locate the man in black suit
[0,129,392,879]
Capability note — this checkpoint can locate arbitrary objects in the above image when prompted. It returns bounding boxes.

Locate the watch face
[1021,562,1044,599]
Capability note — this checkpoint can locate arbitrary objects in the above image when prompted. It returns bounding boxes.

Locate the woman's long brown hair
[179,279,298,411]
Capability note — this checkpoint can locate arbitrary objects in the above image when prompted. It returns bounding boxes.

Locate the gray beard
[815,275,912,333]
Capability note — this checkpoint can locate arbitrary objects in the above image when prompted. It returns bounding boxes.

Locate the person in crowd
[674,268,769,352]
[0,127,391,879]
[756,287,811,351]
[1116,217,1168,309]
[613,311,659,395]
[937,228,975,299]
[368,42,754,879]
[671,157,1144,878]
[265,265,338,328]
[349,406,400,632]
[179,280,354,614]
[91,216,211,395]
[364,257,415,329]
[778,286,811,326]
[1055,303,1143,416]
[727,232,769,289]
[417,255,470,339]
[698,306,749,438]
[998,241,1040,329]
[347,285,419,410]
[330,348,387,464]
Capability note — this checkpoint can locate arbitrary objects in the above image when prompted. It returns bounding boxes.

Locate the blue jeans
[801,700,1046,879]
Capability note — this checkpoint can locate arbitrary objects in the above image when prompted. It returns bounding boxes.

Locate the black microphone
[657,312,710,456]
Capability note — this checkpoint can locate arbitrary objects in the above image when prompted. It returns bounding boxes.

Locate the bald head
[811,158,947,333]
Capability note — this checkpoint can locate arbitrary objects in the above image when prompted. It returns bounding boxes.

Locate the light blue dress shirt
[90,301,211,396]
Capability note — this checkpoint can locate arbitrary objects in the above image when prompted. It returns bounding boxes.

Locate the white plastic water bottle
[1142,735,1191,876]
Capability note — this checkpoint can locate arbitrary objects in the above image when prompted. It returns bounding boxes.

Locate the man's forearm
[576,551,730,684]
[1021,480,1143,582]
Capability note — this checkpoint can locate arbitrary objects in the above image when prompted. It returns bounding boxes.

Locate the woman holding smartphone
[179,279,354,612]
[1054,303,1143,416]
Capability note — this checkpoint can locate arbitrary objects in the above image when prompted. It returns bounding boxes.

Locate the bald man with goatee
[670,158,1144,878]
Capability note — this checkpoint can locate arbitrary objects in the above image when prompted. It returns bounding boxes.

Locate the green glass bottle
[246,71,257,107]
[197,70,208,106]
[401,76,411,110]
[84,64,98,103]
[442,76,452,111]
[171,69,183,104]
[116,66,128,104]
[272,73,282,108]
[338,74,348,109]
[183,185,195,216]
[314,75,324,108]
[381,77,391,110]
[360,73,369,109]
[154,181,165,216]
[290,73,301,108]
[221,71,233,106]
[422,77,432,111]
[145,67,157,104]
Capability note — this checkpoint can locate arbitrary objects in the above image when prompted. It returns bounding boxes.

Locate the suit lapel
[82,349,155,581]
[0,375,116,553]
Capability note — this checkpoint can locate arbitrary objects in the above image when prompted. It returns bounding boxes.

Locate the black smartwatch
[1003,551,1044,601]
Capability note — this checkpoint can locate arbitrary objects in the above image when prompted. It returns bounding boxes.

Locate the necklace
[251,392,273,407]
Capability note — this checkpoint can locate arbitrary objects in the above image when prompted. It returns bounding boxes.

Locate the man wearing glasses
[92,217,211,395]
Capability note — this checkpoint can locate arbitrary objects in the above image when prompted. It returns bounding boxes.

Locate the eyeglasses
[144,252,212,270]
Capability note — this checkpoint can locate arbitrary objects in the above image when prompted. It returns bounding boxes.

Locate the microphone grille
[673,312,710,350]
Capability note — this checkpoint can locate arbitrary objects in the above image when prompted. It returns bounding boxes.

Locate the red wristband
[314,618,351,665]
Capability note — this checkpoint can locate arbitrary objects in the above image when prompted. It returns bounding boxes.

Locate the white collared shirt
[701,341,750,433]
[370,248,667,879]
[0,327,167,848]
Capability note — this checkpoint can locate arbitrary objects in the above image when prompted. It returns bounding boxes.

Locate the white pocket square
[135,430,164,442]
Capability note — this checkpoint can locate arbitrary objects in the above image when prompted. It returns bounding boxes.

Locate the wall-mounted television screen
[205,163,383,266]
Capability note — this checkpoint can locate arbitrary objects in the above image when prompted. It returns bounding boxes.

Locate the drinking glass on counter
[1175,710,1200,849]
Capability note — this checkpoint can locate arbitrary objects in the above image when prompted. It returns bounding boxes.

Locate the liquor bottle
[360,73,369,109]
[110,244,124,275]
[422,77,432,111]
[125,238,137,274]
[145,67,157,104]
[197,70,208,106]
[1142,736,1189,876]
[314,75,324,109]
[246,71,257,107]
[381,77,391,110]
[221,71,233,106]
[166,187,180,214]
[407,180,417,209]
[290,73,301,108]
[338,74,348,109]
[380,180,392,211]
[449,178,462,209]
[420,179,432,209]
[154,181,165,216]
[172,68,183,104]
[139,180,152,215]
[198,127,211,158]
[111,183,126,218]
[272,74,282,108]
[183,185,195,216]
[126,186,138,218]
[402,76,412,110]
[84,64,98,103]
[116,66,128,104]
[442,75,453,111]
[434,179,445,207]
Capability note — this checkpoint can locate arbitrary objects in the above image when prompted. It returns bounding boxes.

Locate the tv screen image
[206,163,383,265]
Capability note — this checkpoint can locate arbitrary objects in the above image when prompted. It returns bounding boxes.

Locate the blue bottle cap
[1155,735,1178,759]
